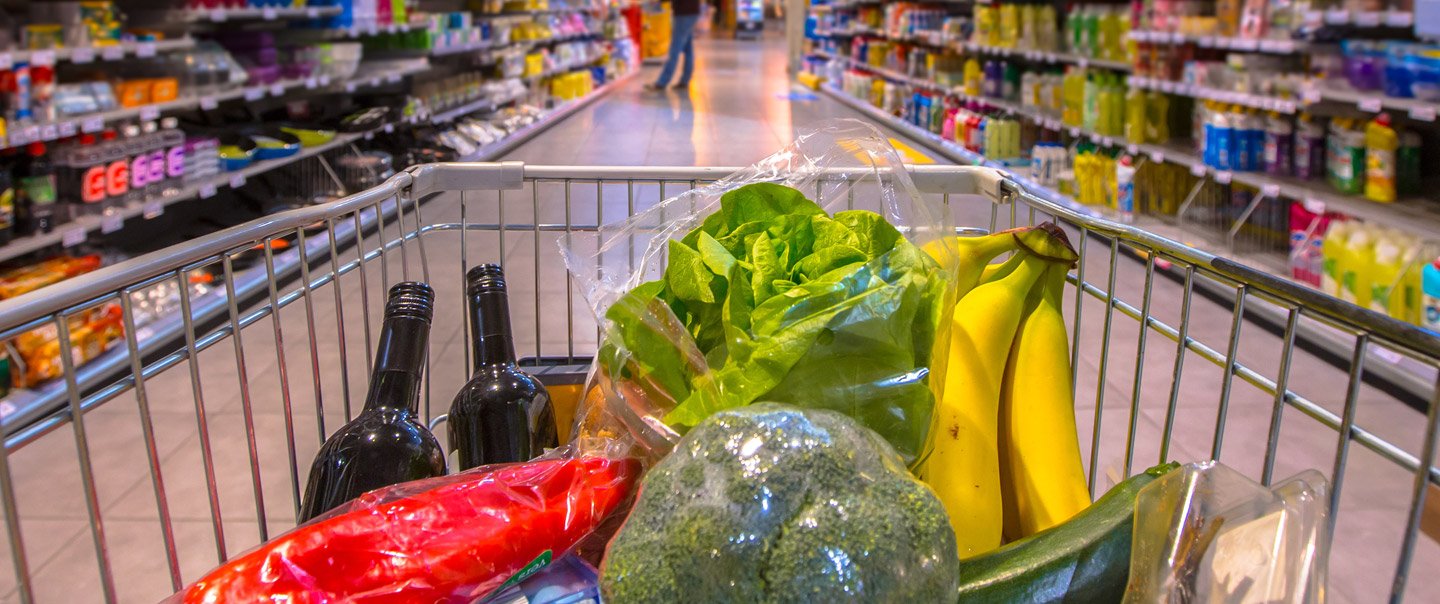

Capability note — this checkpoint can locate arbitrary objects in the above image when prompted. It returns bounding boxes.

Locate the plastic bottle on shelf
[1398,131,1421,198]
[1340,225,1375,307]
[1146,90,1169,143]
[1424,257,1440,330]
[123,124,150,207]
[1263,112,1293,176]
[1061,67,1083,126]
[1116,154,1136,223]
[17,143,57,235]
[0,162,12,246]
[1370,233,1405,318]
[1232,108,1255,172]
[1320,219,1350,296]
[160,117,187,198]
[1363,113,1398,203]
[1294,113,1325,181]
[963,58,982,96]
[1082,70,1099,130]
[1337,120,1367,195]
[60,134,107,217]
[1125,87,1147,143]
[1213,105,1234,170]
[141,122,165,202]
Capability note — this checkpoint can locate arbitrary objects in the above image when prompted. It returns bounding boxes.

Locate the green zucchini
[956,462,1179,603]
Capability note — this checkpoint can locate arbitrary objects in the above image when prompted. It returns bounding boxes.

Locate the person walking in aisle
[644,0,703,91]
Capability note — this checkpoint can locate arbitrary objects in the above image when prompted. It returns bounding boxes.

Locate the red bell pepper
[178,455,638,603]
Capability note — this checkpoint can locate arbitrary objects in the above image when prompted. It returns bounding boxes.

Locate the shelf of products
[0,38,197,66]
[182,5,344,22]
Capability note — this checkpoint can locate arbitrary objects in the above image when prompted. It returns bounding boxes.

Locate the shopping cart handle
[908,165,1013,203]
[406,161,526,198]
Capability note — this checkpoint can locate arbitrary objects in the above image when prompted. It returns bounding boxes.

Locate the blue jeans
[654,14,700,87]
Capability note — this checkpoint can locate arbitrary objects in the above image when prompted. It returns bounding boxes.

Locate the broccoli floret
[602,404,958,603]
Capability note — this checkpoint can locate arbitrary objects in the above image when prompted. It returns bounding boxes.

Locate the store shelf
[335,61,431,93]
[523,58,606,81]
[815,51,950,93]
[0,38,195,66]
[0,126,382,265]
[0,78,309,151]
[431,39,501,57]
[430,91,527,124]
[183,5,342,22]
[1129,75,1301,113]
[959,42,1132,72]
[473,6,602,19]
[1302,8,1414,28]
[462,69,638,161]
[1127,30,1305,54]
[1308,85,1439,123]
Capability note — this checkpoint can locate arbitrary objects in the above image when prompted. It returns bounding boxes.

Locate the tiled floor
[3,29,1437,603]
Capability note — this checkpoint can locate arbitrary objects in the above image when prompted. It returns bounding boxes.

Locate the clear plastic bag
[561,119,958,465]
[600,403,959,602]
[169,446,639,603]
[1123,461,1331,604]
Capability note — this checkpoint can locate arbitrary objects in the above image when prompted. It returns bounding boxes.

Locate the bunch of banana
[919,223,1090,558]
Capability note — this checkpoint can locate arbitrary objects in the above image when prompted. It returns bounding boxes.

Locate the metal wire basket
[0,162,1433,602]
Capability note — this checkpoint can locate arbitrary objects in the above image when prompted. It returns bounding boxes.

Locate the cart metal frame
[0,162,1434,602]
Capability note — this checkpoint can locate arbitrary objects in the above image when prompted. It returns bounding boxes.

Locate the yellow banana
[922,250,1051,559]
[999,262,1091,539]
[921,228,1024,298]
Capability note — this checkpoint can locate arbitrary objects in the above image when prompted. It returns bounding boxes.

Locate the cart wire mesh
[0,163,1432,602]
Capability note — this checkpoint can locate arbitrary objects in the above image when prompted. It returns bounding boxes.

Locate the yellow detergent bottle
[1341,226,1376,307]
[1365,113,1399,203]
[1320,220,1351,297]
[1370,232,1405,318]
[964,58,982,96]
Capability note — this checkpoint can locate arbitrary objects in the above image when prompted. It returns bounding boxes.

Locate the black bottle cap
[386,282,435,323]
[466,264,507,294]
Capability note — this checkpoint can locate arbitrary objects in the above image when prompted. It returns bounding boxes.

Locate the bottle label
[1366,148,1395,187]
[82,165,106,204]
[106,160,130,197]
[19,175,55,206]
[166,145,185,179]
[1425,294,1440,330]
[499,550,552,589]
[147,150,165,184]
[131,154,150,188]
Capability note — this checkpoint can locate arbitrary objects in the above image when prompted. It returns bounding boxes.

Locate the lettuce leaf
[603,182,946,461]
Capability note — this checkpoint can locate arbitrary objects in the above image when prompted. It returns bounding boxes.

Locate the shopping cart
[0,162,1434,602]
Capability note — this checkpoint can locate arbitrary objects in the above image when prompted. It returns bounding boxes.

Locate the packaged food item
[174,452,639,603]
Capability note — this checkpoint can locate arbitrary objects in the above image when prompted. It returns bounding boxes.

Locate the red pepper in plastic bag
[178,455,638,603]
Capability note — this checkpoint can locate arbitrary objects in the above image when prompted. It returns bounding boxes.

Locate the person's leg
[651,15,698,88]
[676,16,697,87]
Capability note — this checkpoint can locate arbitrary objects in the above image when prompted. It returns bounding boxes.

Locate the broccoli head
[601,404,958,603]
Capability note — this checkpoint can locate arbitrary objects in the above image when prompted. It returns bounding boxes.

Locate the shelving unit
[0,38,196,65]
[182,5,343,22]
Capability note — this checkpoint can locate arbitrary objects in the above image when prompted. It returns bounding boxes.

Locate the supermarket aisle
[499,29,930,166]
[2,25,1438,604]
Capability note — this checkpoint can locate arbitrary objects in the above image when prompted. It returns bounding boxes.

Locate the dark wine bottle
[298,282,447,522]
[447,264,557,471]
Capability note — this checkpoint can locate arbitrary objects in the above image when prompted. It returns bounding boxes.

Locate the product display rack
[182,5,345,22]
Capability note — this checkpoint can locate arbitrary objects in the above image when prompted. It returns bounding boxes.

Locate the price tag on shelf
[1302,198,1326,214]
[81,116,104,133]
[1199,36,1216,47]
[1214,170,1233,184]
[364,131,374,140]
[306,7,321,17]
[199,183,218,199]
[369,76,381,87]
[270,83,285,96]
[1324,9,1349,24]
[1410,106,1436,122]
[21,126,38,142]
[1358,97,1383,112]
[261,6,278,19]
[143,201,164,220]
[1279,100,1297,114]
[1354,11,1381,26]
[101,45,123,61]
[135,42,156,58]
[345,82,357,93]
[71,47,95,64]
[1161,81,1177,93]
[1384,11,1412,27]
[1127,144,1139,155]
[1077,57,1089,69]
[140,106,160,121]
[58,121,76,137]
[1101,136,1115,147]
[318,75,331,87]
[210,10,227,22]
[1070,127,1081,137]
[39,124,57,141]
[244,87,264,101]
[304,77,318,89]
[384,123,395,133]
[386,73,403,84]
[1191,163,1208,177]
[199,96,219,110]
[61,227,86,248]
[0,53,11,70]
[229,174,246,189]
[101,212,123,234]
[1300,85,1322,104]
[1169,31,1185,43]
[1150,150,1166,164]
[1261,184,1281,198]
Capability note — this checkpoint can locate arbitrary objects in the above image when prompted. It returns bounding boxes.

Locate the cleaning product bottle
[1336,120,1367,195]
[1294,113,1325,181]
[1116,154,1137,223]
[1264,111,1294,176]
[1083,70,1100,130]
[1370,232,1404,318]
[1340,225,1375,307]
[1214,105,1234,170]
[1125,86,1147,143]
[1146,90,1169,143]
[1397,131,1421,198]
[1320,219,1350,296]
[964,57,982,96]
[1062,67,1083,126]
[1423,256,1440,330]
[1364,112,1399,202]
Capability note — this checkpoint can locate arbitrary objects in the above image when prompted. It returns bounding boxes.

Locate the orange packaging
[149,78,179,103]
[114,80,150,107]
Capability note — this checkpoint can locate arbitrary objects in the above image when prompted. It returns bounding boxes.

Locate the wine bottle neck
[470,289,516,369]
[363,315,429,413]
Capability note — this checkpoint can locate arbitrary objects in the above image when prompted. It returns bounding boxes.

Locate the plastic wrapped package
[561,120,960,465]
[170,450,639,603]
[600,404,959,602]
[1123,461,1331,604]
